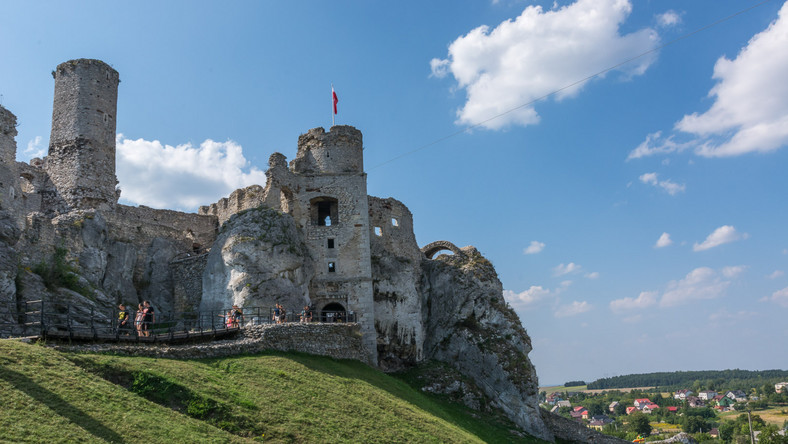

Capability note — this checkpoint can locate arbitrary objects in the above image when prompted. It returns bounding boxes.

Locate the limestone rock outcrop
[201,206,313,314]
[421,247,551,440]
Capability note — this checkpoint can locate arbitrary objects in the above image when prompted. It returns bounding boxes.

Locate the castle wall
[368,196,426,371]
[198,184,266,226]
[46,59,119,210]
[104,205,217,252]
[0,106,21,216]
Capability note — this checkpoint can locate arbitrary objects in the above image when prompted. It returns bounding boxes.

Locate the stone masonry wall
[368,196,425,371]
[105,204,217,251]
[51,323,366,362]
[171,253,209,315]
[0,106,21,215]
[198,184,266,226]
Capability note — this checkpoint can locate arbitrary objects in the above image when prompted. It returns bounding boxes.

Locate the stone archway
[321,302,346,323]
[421,240,464,260]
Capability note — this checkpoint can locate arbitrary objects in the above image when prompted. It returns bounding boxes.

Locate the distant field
[539,385,656,394]
[719,407,788,427]
[539,384,587,393]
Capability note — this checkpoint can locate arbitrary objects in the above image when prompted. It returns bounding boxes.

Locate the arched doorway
[321,302,346,323]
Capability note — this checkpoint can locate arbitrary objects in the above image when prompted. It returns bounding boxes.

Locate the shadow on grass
[0,365,126,443]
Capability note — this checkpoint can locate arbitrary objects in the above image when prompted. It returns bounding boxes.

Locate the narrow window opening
[374,227,382,237]
[327,239,335,249]
[328,262,336,273]
[391,218,399,227]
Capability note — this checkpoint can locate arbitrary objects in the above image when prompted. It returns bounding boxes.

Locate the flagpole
[331,83,335,127]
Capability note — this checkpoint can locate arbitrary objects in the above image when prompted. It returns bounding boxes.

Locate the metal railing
[0,301,356,341]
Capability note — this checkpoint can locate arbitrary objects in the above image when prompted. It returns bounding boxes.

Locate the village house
[626,406,639,415]
[687,396,705,408]
[698,390,717,401]
[633,398,652,409]
[641,404,659,414]
[776,382,788,394]
[588,415,614,431]
[674,389,693,400]
[609,401,620,413]
[725,390,747,402]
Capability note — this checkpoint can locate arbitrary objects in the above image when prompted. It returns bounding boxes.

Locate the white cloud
[430,0,658,130]
[585,271,600,279]
[768,270,784,279]
[627,131,692,160]
[656,10,682,28]
[553,262,581,276]
[638,172,685,195]
[116,135,267,211]
[765,287,788,307]
[555,300,592,318]
[655,232,673,248]
[721,265,746,278]
[660,267,730,307]
[693,225,748,252]
[22,136,46,159]
[504,286,551,309]
[676,2,788,157]
[523,240,546,255]
[610,291,657,313]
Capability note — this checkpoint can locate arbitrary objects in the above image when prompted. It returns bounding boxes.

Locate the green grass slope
[0,340,545,443]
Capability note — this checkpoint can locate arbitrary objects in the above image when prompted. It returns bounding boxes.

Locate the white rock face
[201,207,314,315]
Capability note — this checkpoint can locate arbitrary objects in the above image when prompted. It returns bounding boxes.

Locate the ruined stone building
[0,58,601,441]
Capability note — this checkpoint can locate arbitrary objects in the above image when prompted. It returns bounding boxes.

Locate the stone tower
[290,126,378,364]
[46,59,119,210]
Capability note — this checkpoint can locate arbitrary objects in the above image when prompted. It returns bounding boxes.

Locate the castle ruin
[0,58,568,441]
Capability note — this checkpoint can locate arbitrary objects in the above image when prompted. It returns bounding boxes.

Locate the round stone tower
[46,59,119,210]
[290,125,363,175]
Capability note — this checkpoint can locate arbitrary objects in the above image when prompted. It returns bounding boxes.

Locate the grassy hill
[0,340,544,443]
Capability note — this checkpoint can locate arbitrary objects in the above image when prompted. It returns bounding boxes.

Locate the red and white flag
[332,86,339,115]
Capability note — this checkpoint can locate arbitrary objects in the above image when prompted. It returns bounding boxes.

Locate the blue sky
[2,0,787,385]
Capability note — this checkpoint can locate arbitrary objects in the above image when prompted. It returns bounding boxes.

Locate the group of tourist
[272,304,313,323]
[218,305,244,328]
[117,301,155,337]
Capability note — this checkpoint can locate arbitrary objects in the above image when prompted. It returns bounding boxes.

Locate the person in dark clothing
[142,300,155,337]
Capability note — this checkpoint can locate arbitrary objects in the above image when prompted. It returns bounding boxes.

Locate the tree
[719,422,735,443]
[757,425,788,444]
[615,402,627,416]
[629,412,652,436]
[683,415,710,433]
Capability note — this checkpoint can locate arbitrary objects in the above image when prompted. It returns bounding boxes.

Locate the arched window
[310,197,339,226]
